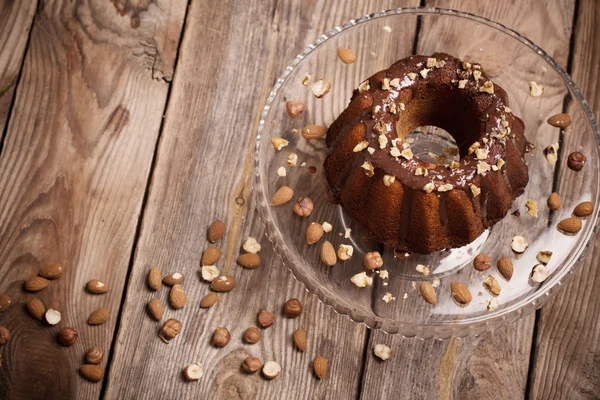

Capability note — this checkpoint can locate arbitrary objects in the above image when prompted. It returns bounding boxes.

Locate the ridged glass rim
[253,7,600,337]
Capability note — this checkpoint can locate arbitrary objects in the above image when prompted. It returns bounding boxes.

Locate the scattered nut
[487,298,499,312]
[257,310,275,328]
[57,327,78,346]
[243,327,261,344]
[306,222,324,244]
[567,152,586,171]
[573,201,594,217]
[243,237,261,254]
[212,327,231,348]
[537,251,552,265]
[547,192,561,210]
[210,275,236,292]
[557,217,582,234]
[147,298,163,320]
[415,264,431,276]
[169,284,187,309]
[483,276,501,296]
[312,79,331,98]
[271,186,294,206]
[202,246,222,266]
[526,199,539,218]
[39,263,63,280]
[163,272,185,286]
[184,363,204,381]
[511,236,529,253]
[24,276,50,292]
[242,357,262,373]
[0,294,11,312]
[302,74,311,86]
[237,253,261,269]
[45,309,61,325]
[208,219,226,242]
[320,241,337,266]
[283,299,303,318]
[543,143,559,166]
[0,326,10,345]
[160,318,182,342]
[201,265,220,282]
[350,272,373,288]
[292,329,307,351]
[80,364,104,382]
[547,113,571,128]
[85,346,104,364]
[26,298,45,320]
[86,279,110,294]
[200,292,219,308]
[313,356,328,379]
[337,244,354,261]
[473,254,492,271]
[497,257,514,280]
[148,267,162,291]
[271,137,289,151]
[419,282,436,305]
[451,281,472,305]
[301,124,327,140]
[286,101,305,118]
[88,307,110,325]
[337,47,356,64]
[373,344,392,361]
[528,81,545,97]
[363,251,383,270]
[293,197,314,217]
[531,264,550,283]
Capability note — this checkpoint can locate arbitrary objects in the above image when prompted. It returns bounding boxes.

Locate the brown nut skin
[200,292,218,308]
[283,299,303,318]
[0,326,10,345]
[573,201,594,217]
[80,364,104,382]
[473,254,492,271]
[160,318,182,341]
[286,101,305,118]
[39,263,63,280]
[292,329,307,351]
[0,293,11,312]
[547,192,561,210]
[201,246,222,266]
[293,197,314,217]
[57,327,78,346]
[567,152,586,171]
[363,252,383,270]
[208,220,226,242]
[211,327,231,348]
[243,327,261,344]
[257,310,275,328]
[237,253,261,269]
[86,346,104,364]
[242,356,262,373]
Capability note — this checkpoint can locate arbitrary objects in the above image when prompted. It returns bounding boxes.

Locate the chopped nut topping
[462,61,472,70]
[543,143,559,165]
[390,147,401,158]
[420,69,431,79]
[374,120,386,134]
[468,141,481,154]
[243,237,261,254]
[345,228,351,238]
[537,251,552,265]
[358,80,370,93]
[381,78,391,91]
[528,81,545,97]
[361,161,374,176]
[487,298,498,311]
[479,81,494,94]
[415,167,424,176]
[337,244,354,261]
[448,161,460,169]
[526,199,539,218]
[426,58,437,68]
[383,25,392,33]
[382,292,394,303]
[379,270,389,279]
[286,153,298,166]
[389,102,397,114]
[302,74,311,86]
[389,78,400,88]
[401,147,413,160]
[399,102,406,111]
[271,137,289,151]
[415,264,431,275]
[423,182,435,193]
[322,222,333,232]
[483,275,501,295]
[367,147,376,155]
[473,70,482,81]
[351,272,373,288]
[277,167,286,177]
[497,159,505,170]
[378,134,388,149]
[432,277,441,288]
[504,106,511,113]
[374,344,392,360]
[383,175,396,187]
[511,236,528,253]
[371,105,381,117]
[477,161,491,175]
[458,79,468,89]
[531,264,549,282]
[407,72,417,80]
[437,183,453,192]
[470,184,481,197]
[475,148,488,160]
[353,141,369,152]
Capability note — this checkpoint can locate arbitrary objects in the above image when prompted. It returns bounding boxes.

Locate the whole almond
[301,124,327,140]
[450,282,472,305]
[25,276,49,292]
[320,241,337,266]
[237,253,261,269]
[162,272,185,286]
[27,298,46,320]
[88,307,110,325]
[292,329,307,351]
[0,294,11,312]
[573,201,593,217]
[200,292,219,308]
[257,310,275,328]
[546,113,572,128]
[208,220,226,243]
[147,298,163,321]
[557,217,582,234]
[39,263,63,280]
[313,356,328,379]
[286,101,305,118]
[306,222,324,244]
[271,186,294,206]
[86,346,104,365]
[202,246,222,266]
[547,192,561,210]
[419,282,436,305]
[86,279,110,294]
[337,47,356,64]
[80,364,104,382]
[148,267,162,291]
[210,275,236,292]
[497,257,514,280]
[169,284,187,309]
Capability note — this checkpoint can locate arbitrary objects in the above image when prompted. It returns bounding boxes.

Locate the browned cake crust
[324,53,529,254]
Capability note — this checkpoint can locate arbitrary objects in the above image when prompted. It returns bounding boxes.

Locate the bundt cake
[324,53,529,254]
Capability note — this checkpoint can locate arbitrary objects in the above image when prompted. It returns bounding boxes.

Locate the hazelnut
[159,318,182,342]
[0,293,12,311]
[286,101,305,118]
[86,346,104,364]
[257,310,275,328]
[293,197,314,217]
[567,151,586,171]
[283,299,303,318]
[211,327,230,348]
[473,254,492,271]
[243,327,261,344]
[0,325,10,345]
[363,252,383,270]
[57,327,78,346]
[184,363,204,381]
[242,356,262,373]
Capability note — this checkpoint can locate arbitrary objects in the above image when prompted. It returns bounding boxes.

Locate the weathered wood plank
[105,1,419,399]
[360,1,576,399]
[0,0,37,143]
[528,0,600,398]
[0,0,186,398]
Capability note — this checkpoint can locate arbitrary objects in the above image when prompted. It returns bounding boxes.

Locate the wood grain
[104,0,419,398]
[0,0,185,398]
[528,0,600,398]
[0,0,37,143]
[360,1,576,399]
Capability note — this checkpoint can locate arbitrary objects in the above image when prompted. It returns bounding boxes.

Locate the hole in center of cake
[406,125,460,166]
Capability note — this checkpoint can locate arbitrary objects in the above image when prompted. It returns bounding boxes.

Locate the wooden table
[0,0,598,398]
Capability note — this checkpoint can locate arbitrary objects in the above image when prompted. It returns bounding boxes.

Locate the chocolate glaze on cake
[324,53,529,254]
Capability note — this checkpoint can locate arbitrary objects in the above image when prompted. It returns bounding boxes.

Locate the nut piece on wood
[363,251,383,270]
[546,113,571,128]
[293,197,314,217]
[419,282,436,305]
[0,326,11,345]
[147,267,162,291]
[210,275,236,292]
[242,357,262,373]
[283,299,303,318]
[567,151,586,171]
[184,363,204,381]
[237,253,261,269]
[573,201,594,217]
[201,246,222,266]
[147,298,163,321]
[306,222,324,245]
[169,284,187,309]
[473,254,492,271]
[497,257,514,280]
[57,327,78,346]
[292,329,307,351]
[243,327,261,344]
[337,47,356,64]
[86,346,104,364]
[0,294,11,312]
[88,307,110,325]
[45,309,61,325]
[271,186,294,206]
[25,276,50,292]
[162,272,185,286]
[80,364,104,382]
[483,275,501,296]
[547,192,561,210]
[557,217,582,234]
[39,263,63,280]
[312,79,331,98]
[320,241,336,266]
[208,219,226,243]
[286,100,305,118]
[200,292,219,308]
[86,279,110,294]
[301,124,327,139]
[27,298,46,320]
[373,343,392,361]
[211,327,230,348]
[313,356,328,379]
[257,310,275,328]
[262,361,282,379]
[159,318,182,342]
[450,282,472,305]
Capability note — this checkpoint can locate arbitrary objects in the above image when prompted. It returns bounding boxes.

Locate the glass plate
[254,7,600,337]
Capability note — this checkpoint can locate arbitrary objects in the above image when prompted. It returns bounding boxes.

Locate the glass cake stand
[253,8,600,337]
